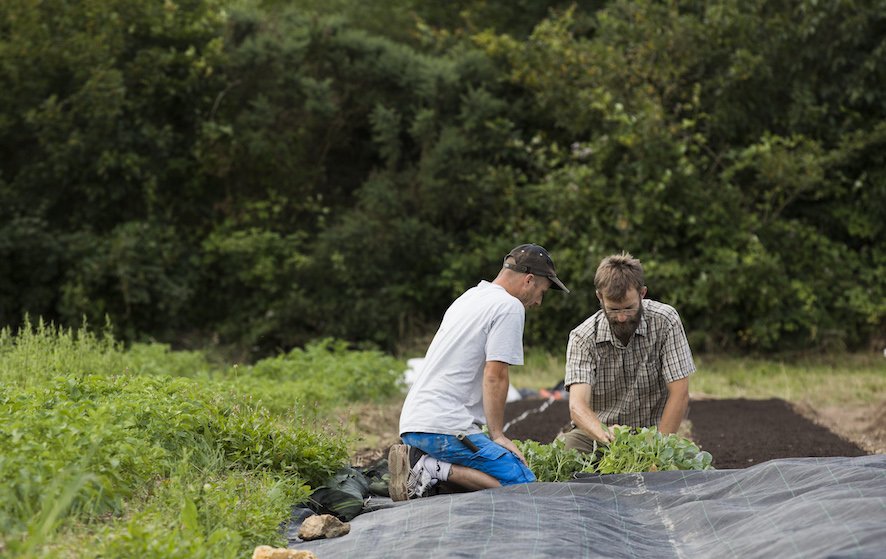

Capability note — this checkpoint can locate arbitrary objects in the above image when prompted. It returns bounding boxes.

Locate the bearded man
[561,252,695,453]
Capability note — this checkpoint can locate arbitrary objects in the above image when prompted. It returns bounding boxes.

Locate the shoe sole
[388,444,409,502]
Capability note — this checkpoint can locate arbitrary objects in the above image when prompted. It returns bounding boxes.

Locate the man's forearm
[568,383,614,442]
[658,401,686,434]
[659,377,690,434]
[482,361,510,439]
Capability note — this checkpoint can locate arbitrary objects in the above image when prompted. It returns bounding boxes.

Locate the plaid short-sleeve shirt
[565,299,695,429]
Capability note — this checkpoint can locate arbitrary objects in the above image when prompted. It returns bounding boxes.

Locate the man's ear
[640,286,648,298]
[595,290,602,303]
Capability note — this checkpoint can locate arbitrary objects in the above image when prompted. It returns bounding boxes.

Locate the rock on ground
[297,514,351,541]
[252,545,317,559]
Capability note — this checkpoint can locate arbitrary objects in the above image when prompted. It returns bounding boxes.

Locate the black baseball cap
[504,244,570,293]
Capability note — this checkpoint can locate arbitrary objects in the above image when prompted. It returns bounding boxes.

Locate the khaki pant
[560,426,600,455]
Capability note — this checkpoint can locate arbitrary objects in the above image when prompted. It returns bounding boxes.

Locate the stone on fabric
[297,514,351,541]
[252,545,318,559]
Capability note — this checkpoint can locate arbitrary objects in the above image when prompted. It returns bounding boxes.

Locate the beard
[607,304,643,341]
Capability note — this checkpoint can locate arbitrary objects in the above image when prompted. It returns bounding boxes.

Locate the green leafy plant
[0,319,404,557]
[516,438,594,482]
[516,426,714,482]
[588,426,714,474]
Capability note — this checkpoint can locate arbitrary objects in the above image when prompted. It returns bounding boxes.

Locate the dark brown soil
[501,397,870,469]
[686,398,869,468]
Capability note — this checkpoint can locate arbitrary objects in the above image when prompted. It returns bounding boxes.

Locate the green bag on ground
[308,467,370,521]
[361,458,391,497]
[307,459,391,521]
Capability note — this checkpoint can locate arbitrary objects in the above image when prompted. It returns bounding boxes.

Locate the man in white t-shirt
[390,244,569,501]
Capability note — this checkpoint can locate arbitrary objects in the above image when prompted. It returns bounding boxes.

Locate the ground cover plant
[0,319,405,558]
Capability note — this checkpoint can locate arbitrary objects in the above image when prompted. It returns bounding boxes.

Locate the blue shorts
[400,432,535,485]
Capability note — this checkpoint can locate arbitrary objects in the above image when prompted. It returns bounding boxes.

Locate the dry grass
[345,399,404,467]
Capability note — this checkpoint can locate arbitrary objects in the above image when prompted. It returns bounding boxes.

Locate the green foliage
[196,6,533,350]
[691,352,886,406]
[475,0,886,351]
[59,223,199,341]
[588,426,714,474]
[0,0,227,339]
[0,316,124,389]
[2,0,885,355]
[43,466,301,559]
[198,225,311,352]
[0,320,405,557]
[247,338,405,406]
[0,0,228,229]
[515,426,714,482]
[276,0,597,46]
[517,438,592,482]
[0,373,346,531]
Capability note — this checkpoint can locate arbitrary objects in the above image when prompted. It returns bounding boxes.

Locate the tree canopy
[2,0,884,356]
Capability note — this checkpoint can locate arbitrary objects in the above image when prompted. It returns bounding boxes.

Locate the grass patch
[510,349,565,391]
[691,352,886,406]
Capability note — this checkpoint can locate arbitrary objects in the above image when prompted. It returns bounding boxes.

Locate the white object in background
[402,356,523,402]
[883,348,886,358]
[403,358,425,387]
[507,384,523,402]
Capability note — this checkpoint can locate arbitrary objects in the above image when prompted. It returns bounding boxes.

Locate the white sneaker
[388,444,436,501]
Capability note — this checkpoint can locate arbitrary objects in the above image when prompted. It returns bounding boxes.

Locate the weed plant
[0,319,406,558]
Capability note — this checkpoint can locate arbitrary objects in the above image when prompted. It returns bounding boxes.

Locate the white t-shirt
[399,281,525,436]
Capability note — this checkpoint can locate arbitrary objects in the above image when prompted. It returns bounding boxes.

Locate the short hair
[594,252,644,300]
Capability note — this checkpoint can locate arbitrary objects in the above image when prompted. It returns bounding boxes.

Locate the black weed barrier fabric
[287,455,886,558]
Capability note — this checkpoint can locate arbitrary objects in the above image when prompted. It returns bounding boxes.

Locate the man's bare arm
[658,377,690,435]
[568,383,617,443]
[483,360,527,465]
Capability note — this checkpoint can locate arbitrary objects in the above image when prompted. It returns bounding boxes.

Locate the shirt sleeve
[660,313,696,383]
[565,329,595,389]
[485,306,525,365]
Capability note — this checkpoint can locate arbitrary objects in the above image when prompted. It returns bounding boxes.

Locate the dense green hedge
[1,0,884,355]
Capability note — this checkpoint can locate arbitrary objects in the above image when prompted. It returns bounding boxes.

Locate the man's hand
[491,434,529,466]
[588,422,622,444]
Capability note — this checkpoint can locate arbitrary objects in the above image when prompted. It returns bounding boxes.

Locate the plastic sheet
[287,454,886,558]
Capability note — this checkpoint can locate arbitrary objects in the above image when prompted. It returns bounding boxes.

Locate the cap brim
[549,276,570,294]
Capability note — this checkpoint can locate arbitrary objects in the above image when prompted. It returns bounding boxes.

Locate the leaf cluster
[588,426,714,474]
[516,437,593,482]
[516,426,714,482]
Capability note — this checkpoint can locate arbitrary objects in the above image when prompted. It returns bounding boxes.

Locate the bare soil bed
[355,397,885,470]
[500,397,877,469]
